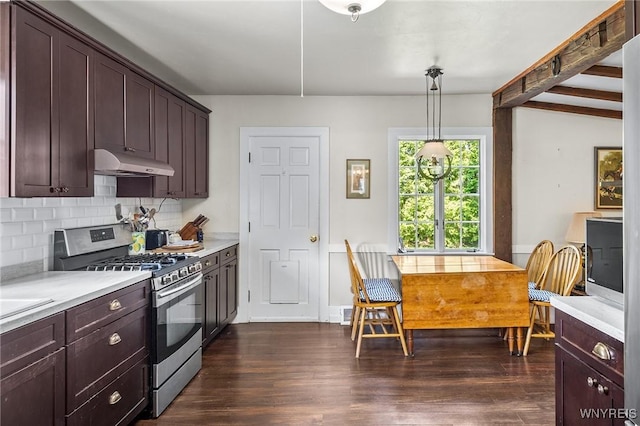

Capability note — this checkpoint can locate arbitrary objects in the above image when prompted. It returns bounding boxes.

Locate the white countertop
[0,239,238,334]
[0,271,151,334]
[190,239,238,258]
[551,295,624,343]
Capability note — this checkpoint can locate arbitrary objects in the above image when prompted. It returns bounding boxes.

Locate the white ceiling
[68,0,620,97]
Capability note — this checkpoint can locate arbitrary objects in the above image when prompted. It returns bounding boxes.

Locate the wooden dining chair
[503,239,554,340]
[526,240,554,289]
[344,240,391,338]
[345,240,408,358]
[523,245,581,356]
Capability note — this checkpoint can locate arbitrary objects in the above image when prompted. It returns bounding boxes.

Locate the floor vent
[339,306,352,325]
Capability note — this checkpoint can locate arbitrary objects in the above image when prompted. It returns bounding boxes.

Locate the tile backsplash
[0,175,183,279]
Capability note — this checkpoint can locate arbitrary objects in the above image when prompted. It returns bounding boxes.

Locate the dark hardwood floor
[135,324,555,425]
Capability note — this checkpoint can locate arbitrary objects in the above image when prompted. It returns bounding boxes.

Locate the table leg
[516,327,524,357]
[507,327,515,355]
[406,329,414,356]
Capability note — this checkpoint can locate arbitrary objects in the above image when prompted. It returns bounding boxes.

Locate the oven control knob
[179,268,188,277]
[162,275,171,285]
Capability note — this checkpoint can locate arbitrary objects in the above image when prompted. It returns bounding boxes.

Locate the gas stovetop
[85,253,192,273]
[53,224,202,290]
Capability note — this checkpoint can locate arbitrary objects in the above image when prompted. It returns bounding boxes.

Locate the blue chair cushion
[361,278,401,302]
[528,288,559,302]
[528,282,537,290]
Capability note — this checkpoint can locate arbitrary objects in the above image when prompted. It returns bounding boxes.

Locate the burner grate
[85,253,190,272]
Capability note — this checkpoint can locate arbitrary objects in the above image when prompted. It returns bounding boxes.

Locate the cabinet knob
[109,299,122,311]
[50,187,60,193]
[124,147,136,152]
[597,384,609,395]
[108,333,122,346]
[226,252,231,257]
[205,260,211,266]
[587,377,598,387]
[108,391,122,405]
[60,186,69,193]
[591,342,613,360]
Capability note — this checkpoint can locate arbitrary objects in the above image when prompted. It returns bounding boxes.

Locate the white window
[388,128,494,254]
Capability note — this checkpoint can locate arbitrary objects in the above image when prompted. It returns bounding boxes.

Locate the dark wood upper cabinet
[10,5,93,197]
[185,105,209,198]
[154,86,186,198]
[94,53,126,155]
[126,71,155,159]
[94,54,154,159]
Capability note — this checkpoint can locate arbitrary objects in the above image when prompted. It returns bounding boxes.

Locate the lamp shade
[416,140,452,159]
[318,0,386,16]
[565,211,603,244]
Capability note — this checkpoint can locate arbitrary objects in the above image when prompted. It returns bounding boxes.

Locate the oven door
[152,272,203,364]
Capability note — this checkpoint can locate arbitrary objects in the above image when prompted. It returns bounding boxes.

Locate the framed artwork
[346,159,370,199]
[595,147,623,209]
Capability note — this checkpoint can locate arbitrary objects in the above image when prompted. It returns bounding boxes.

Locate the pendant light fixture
[318,0,386,22]
[416,66,452,182]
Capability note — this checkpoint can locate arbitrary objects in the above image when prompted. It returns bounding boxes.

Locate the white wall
[512,107,622,268]
[181,94,492,320]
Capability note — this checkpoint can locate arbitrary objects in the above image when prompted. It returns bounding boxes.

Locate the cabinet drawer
[220,245,237,265]
[66,307,148,411]
[556,310,623,386]
[66,279,150,342]
[201,252,220,272]
[66,359,148,426]
[0,312,65,378]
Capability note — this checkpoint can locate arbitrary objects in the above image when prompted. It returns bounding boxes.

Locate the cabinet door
[94,52,126,154]
[557,348,625,425]
[226,257,238,320]
[0,348,66,426]
[220,257,238,325]
[154,86,186,198]
[12,6,58,197]
[126,71,154,158]
[185,105,209,198]
[57,31,93,197]
[203,268,220,345]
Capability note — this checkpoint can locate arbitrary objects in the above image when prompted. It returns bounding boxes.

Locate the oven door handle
[157,273,203,300]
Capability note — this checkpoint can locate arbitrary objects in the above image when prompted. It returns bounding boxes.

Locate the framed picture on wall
[346,159,370,199]
[595,146,623,209]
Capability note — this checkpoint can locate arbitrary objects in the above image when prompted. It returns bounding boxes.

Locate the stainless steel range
[54,224,203,418]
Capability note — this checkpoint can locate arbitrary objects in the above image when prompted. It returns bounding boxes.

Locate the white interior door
[246,132,321,321]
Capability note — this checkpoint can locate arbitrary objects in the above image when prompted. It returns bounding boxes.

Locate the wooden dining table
[391,255,530,356]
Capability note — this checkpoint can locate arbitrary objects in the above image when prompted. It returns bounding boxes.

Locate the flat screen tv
[585,217,623,305]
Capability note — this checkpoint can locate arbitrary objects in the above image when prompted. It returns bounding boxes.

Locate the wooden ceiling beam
[546,85,622,102]
[521,100,622,119]
[493,1,625,109]
[581,64,623,78]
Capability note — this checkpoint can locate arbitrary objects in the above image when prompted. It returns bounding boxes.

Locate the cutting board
[152,243,204,253]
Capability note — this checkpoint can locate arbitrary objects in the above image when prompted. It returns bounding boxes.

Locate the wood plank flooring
[135,323,555,425]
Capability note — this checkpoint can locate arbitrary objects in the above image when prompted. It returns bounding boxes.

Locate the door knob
[310,235,318,243]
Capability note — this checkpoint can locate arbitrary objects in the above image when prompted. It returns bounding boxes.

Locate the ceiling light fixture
[416,66,452,182]
[318,0,386,22]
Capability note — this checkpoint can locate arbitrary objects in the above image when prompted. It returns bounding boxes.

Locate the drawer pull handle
[109,391,122,405]
[109,299,122,311]
[592,342,612,360]
[109,333,122,346]
[587,376,598,387]
[597,384,609,395]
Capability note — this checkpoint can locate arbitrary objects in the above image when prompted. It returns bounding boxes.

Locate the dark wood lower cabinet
[555,310,625,425]
[0,280,150,425]
[0,313,66,426]
[202,245,238,347]
[0,348,66,426]
[66,360,149,426]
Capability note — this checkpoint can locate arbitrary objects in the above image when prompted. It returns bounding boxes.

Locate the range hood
[94,149,174,177]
